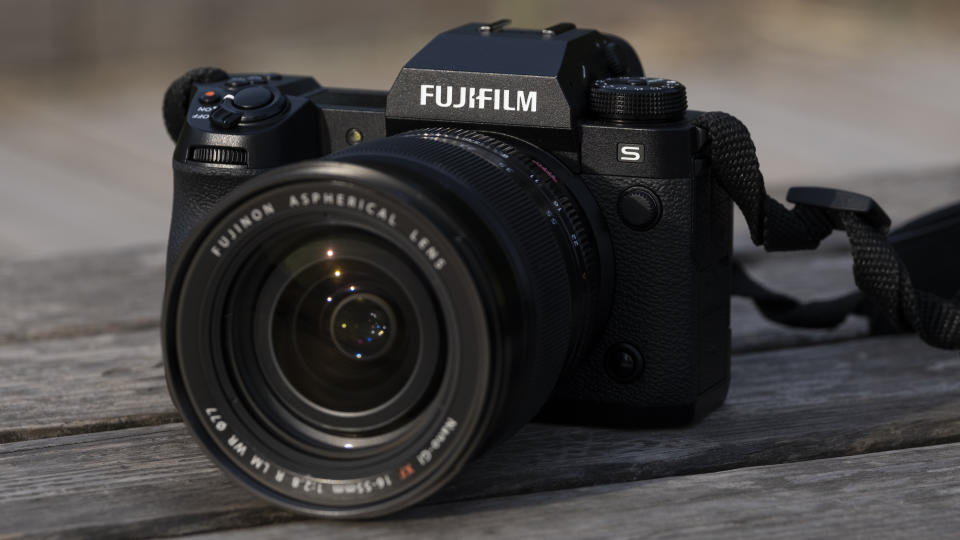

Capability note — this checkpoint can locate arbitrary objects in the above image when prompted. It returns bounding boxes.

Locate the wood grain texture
[0,329,177,443]
[1,335,957,538]
[0,250,868,443]
[0,245,164,344]
[729,250,867,352]
[0,425,284,540]
[181,442,960,540]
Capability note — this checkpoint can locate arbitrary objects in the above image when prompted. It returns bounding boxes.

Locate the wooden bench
[2,168,959,538]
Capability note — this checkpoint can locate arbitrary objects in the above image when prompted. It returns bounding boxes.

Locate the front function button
[233,86,274,110]
[246,75,267,84]
[198,90,220,105]
[265,73,282,80]
[619,186,662,230]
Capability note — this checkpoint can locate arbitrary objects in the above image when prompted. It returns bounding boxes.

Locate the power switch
[210,107,242,130]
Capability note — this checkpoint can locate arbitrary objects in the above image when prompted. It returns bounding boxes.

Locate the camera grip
[168,160,265,272]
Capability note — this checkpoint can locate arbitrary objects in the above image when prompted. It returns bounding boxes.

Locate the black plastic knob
[589,77,687,122]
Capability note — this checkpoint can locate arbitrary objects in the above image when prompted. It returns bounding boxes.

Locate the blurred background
[0,0,958,261]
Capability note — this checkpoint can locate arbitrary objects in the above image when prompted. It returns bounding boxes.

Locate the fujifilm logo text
[419,85,537,112]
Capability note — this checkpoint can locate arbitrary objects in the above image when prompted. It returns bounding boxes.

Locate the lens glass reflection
[268,240,421,413]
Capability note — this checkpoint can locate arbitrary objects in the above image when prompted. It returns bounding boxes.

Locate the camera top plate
[386,22,643,130]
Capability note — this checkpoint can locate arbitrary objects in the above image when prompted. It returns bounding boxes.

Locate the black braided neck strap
[693,111,960,349]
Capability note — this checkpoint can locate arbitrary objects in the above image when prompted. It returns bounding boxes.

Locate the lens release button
[233,86,274,110]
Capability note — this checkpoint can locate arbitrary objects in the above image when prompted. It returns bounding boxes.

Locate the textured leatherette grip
[168,160,267,271]
[551,171,732,421]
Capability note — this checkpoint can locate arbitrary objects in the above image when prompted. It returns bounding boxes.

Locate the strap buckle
[787,187,891,232]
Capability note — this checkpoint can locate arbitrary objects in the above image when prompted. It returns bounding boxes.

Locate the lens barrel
[163,129,611,517]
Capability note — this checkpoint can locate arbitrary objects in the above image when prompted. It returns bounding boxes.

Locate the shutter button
[233,86,274,110]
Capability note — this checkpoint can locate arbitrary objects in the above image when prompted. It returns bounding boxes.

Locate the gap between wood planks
[1,334,959,537]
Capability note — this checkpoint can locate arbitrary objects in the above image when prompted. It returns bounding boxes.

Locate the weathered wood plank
[0,425,282,540]
[0,245,164,344]
[450,334,960,500]
[0,329,177,443]
[180,442,960,540]
[0,250,866,442]
[1,335,957,538]
[730,250,868,352]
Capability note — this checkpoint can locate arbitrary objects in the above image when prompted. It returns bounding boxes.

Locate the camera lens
[255,232,437,415]
[243,231,444,438]
[266,244,415,414]
[164,128,612,517]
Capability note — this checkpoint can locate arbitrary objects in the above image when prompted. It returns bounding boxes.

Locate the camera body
[169,21,731,428]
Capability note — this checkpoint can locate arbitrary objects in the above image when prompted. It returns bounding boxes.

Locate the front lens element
[263,238,423,415]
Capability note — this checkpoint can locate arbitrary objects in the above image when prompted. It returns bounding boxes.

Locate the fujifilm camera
[162,20,733,518]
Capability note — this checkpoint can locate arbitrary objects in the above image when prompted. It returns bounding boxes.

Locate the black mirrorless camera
[162,20,733,518]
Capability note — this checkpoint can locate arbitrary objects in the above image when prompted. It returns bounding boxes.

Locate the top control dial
[589,77,687,122]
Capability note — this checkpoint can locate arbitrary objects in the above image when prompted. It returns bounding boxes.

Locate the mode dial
[589,77,687,122]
